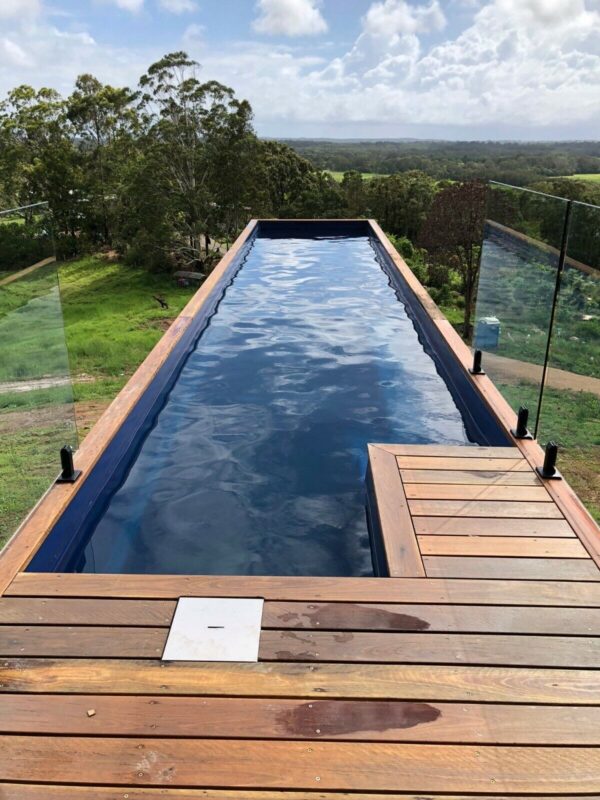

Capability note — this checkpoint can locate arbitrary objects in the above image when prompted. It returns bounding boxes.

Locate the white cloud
[363,0,446,43]
[0,38,31,67]
[0,0,599,138]
[103,0,145,12]
[0,0,41,17]
[159,0,197,12]
[252,0,327,37]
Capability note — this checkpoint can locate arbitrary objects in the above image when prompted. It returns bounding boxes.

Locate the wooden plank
[3,597,599,635]
[3,791,598,800]
[367,445,424,577]
[4,789,595,800]
[0,626,167,658]
[413,516,575,537]
[377,445,522,458]
[400,468,542,486]
[8,626,600,667]
[3,694,600,745]
[0,598,175,626]
[424,556,600,581]
[2,737,600,792]
[259,630,600,668]
[4,658,600,703]
[404,484,551,502]
[408,499,564,518]
[10,573,600,605]
[263,601,600,635]
[417,536,589,559]
[397,456,531,471]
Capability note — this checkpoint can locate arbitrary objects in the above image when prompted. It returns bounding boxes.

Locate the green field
[0,256,196,545]
[565,173,600,183]
[326,170,388,182]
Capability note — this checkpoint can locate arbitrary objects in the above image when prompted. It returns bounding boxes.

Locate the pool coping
[0,218,598,592]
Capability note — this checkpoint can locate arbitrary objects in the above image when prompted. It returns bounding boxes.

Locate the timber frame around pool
[1,219,600,795]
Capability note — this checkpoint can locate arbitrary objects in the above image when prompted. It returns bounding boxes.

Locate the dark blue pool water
[51,231,475,576]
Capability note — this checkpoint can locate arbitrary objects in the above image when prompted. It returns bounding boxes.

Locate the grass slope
[0,256,195,545]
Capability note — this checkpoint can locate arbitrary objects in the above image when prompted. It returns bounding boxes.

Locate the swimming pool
[29,221,509,576]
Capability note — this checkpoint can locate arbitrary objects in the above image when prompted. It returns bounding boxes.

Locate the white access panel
[162,597,264,662]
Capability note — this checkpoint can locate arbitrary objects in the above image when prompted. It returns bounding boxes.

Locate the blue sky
[1,0,599,139]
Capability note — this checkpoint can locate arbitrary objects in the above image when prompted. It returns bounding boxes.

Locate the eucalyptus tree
[67,74,138,245]
[0,85,77,233]
[135,51,257,268]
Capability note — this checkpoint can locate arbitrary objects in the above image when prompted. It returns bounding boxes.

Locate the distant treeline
[281,139,600,187]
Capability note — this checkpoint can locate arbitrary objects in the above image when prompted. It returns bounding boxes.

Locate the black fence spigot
[469,349,485,375]
[536,441,562,480]
[56,445,82,484]
[512,406,533,440]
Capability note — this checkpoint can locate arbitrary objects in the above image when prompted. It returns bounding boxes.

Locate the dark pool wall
[29,221,509,577]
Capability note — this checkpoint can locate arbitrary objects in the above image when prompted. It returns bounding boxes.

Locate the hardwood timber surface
[3,561,600,792]
[368,443,599,582]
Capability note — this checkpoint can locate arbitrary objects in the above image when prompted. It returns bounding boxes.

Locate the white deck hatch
[162,597,264,662]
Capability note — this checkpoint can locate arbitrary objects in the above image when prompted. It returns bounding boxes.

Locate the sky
[0,0,599,140]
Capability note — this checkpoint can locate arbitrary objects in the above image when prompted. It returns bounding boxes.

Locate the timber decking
[0,454,599,794]
[3,572,600,794]
[369,443,599,582]
[1,459,600,794]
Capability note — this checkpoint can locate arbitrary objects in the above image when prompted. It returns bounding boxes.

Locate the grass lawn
[326,170,388,182]
[500,383,600,523]
[0,255,196,546]
[565,173,600,183]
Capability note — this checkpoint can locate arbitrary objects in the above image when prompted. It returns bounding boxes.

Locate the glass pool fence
[0,202,78,547]
[474,182,600,482]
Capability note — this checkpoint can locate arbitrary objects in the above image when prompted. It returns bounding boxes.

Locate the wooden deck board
[6,597,600,634]
[2,790,599,800]
[2,736,600,792]
[4,694,600,744]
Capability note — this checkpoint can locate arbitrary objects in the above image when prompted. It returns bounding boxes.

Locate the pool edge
[0,217,598,590]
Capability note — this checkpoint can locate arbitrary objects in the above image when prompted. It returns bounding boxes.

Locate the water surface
[74,234,469,575]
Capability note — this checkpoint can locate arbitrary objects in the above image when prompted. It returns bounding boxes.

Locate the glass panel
[0,205,77,549]
[0,202,54,276]
[473,183,570,429]
[538,201,600,522]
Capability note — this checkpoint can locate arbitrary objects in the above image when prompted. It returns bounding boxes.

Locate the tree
[135,52,257,268]
[366,172,437,239]
[418,181,488,338]
[67,74,137,245]
[341,170,365,217]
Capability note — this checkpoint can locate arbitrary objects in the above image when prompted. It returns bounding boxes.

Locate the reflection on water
[75,235,468,576]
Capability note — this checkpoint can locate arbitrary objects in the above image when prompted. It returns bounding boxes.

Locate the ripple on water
[76,235,469,575]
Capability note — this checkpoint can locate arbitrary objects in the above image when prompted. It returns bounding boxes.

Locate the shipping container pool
[29,220,509,576]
